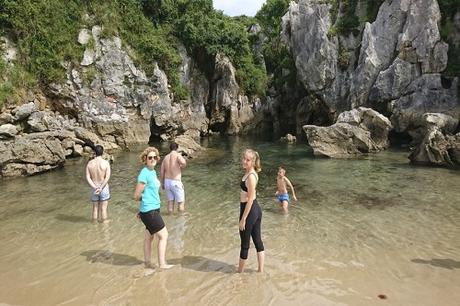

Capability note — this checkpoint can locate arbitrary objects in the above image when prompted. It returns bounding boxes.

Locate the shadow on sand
[169,255,237,273]
[411,258,460,270]
[56,214,89,223]
[81,250,143,266]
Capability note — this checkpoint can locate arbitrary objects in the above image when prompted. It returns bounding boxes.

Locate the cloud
[213,0,267,17]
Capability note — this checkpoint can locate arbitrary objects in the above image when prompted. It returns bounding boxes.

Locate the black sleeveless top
[240,173,257,192]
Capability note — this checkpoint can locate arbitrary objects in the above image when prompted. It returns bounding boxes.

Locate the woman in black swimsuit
[238,149,264,273]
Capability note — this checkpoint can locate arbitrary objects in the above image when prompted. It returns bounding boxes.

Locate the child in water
[275,166,297,214]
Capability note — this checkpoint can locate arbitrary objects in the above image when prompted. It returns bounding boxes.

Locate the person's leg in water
[238,202,264,272]
[99,200,109,222]
[178,201,185,214]
[281,200,288,214]
[175,181,186,214]
[167,201,175,214]
[251,214,265,272]
[92,202,99,222]
[238,218,252,272]
[143,229,155,268]
[155,227,174,269]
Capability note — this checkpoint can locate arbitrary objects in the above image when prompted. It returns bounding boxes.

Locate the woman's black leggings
[239,200,264,260]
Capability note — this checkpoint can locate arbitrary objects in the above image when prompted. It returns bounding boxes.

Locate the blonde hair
[139,147,160,164]
[243,149,262,172]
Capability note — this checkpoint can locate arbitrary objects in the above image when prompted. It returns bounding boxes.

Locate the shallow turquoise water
[0,137,459,305]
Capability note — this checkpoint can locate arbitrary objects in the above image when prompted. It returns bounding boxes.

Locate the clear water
[0,137,459,306]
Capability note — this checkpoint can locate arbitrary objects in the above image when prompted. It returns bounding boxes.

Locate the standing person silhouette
[134,147,173,270]
[160,142,187,214]
[86,145,111,223]
[238,149,265,273]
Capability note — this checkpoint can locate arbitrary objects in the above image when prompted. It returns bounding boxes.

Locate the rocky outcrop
[1,25,266,177]
[208,53,261,134]
[0,100,118,178]
[303,107,392,158]
[0,133,66,177]
[48,27,262,144]
[281,1,337,92]
[281,0,459,139]
[174,134,204,158]
[280,133,296,143]
[409,113,460,166]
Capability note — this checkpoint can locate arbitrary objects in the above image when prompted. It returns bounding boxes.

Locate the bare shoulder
[87,159,95,167]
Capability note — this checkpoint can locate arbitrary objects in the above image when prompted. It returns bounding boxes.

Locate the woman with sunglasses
[134,147,174,270]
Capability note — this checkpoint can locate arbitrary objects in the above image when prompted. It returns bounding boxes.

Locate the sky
[213,0,267,17]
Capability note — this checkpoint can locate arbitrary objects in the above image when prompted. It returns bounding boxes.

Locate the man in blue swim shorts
[275,166,297,214]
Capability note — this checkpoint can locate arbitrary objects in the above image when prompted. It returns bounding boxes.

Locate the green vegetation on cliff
[141,0,267,96]
[256,0,296,90]
[0,0,83,84]
[0,0,267,104]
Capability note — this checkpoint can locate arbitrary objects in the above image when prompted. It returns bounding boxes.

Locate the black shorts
[139,209,165,234]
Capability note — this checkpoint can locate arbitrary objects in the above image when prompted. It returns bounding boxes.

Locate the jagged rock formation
[208,53,262,135]
[281,0,459,139]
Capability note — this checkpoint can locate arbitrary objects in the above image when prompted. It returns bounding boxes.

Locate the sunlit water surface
[0,137,459,306]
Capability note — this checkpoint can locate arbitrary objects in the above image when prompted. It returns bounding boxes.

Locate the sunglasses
[147,155,156,161]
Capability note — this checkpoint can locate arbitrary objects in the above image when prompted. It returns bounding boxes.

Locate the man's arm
[100,161,111,189]
[86,164,97,189]
[160,159,165,189]
[178,154,187,168]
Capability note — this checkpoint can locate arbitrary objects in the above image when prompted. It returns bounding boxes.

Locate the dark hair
[94,145,104,156]
[170,142,178,151]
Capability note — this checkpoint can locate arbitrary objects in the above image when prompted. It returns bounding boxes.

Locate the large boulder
[0,124,19,139]
[0,135,66,177]
[174,134,204,158]
[303,108,392,158]
[409,113,460,167]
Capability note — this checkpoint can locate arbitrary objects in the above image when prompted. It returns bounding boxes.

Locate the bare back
[162,151,186,181]
[87,157,110,184]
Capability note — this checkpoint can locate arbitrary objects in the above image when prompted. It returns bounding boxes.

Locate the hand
[94,187,101,195]
[293,196,298,201]
[275,191,279,196]
[239,219,246,231]
[136,212,140,220]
